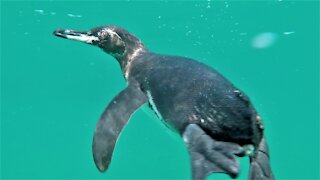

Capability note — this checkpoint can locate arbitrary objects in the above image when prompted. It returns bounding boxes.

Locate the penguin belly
[144,58,261,146]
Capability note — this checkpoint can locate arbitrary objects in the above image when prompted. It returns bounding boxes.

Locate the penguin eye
[105,33,111,39]
[99,30,107,36]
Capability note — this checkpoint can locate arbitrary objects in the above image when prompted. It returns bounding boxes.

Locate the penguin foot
[249,137,274,180]
[183,124,244,180]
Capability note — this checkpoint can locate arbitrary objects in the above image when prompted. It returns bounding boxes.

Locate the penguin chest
[146,90,163,119]
[145,90,184,131]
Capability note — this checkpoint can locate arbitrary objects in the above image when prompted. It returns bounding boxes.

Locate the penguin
[53,25,274,180]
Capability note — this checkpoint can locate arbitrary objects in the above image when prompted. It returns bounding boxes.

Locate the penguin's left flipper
[183,124,245,180]
[93,82,148,172]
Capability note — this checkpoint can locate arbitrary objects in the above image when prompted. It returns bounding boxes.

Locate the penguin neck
[115,44,148,80]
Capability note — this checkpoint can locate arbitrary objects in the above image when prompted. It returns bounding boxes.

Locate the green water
[1,1,319,179]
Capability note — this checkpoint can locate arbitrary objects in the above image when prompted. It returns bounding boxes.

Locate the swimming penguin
[53,25,274,180]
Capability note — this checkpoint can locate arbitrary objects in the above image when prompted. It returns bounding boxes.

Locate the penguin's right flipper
[183,124,245,180]
[249,137,274,180]
[92,82,148,172]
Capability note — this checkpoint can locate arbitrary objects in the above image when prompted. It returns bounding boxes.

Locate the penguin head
[53,25,145,58]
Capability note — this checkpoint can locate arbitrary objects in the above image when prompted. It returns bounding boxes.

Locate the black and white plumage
[53,25,274,180]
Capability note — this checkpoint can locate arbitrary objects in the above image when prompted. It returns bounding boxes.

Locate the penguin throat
[117,45,145,80]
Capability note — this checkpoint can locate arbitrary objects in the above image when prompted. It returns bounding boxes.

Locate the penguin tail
[249,137,274,180]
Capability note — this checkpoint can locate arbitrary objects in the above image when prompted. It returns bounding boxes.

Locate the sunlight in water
[251,32,278,49]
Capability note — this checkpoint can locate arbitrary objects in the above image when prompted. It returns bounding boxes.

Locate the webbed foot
[183,124,245,180]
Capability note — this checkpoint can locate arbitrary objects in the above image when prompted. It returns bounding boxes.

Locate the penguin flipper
[92,83,148,172]
[183,124,244,180]
[249,137,274,180]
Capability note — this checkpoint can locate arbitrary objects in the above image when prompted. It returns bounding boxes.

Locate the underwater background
[1,1,319,179]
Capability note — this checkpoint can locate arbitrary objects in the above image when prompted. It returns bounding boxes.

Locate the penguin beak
[53,29,99,44]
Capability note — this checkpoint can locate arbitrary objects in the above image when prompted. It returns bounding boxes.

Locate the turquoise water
[1,1,319,179]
